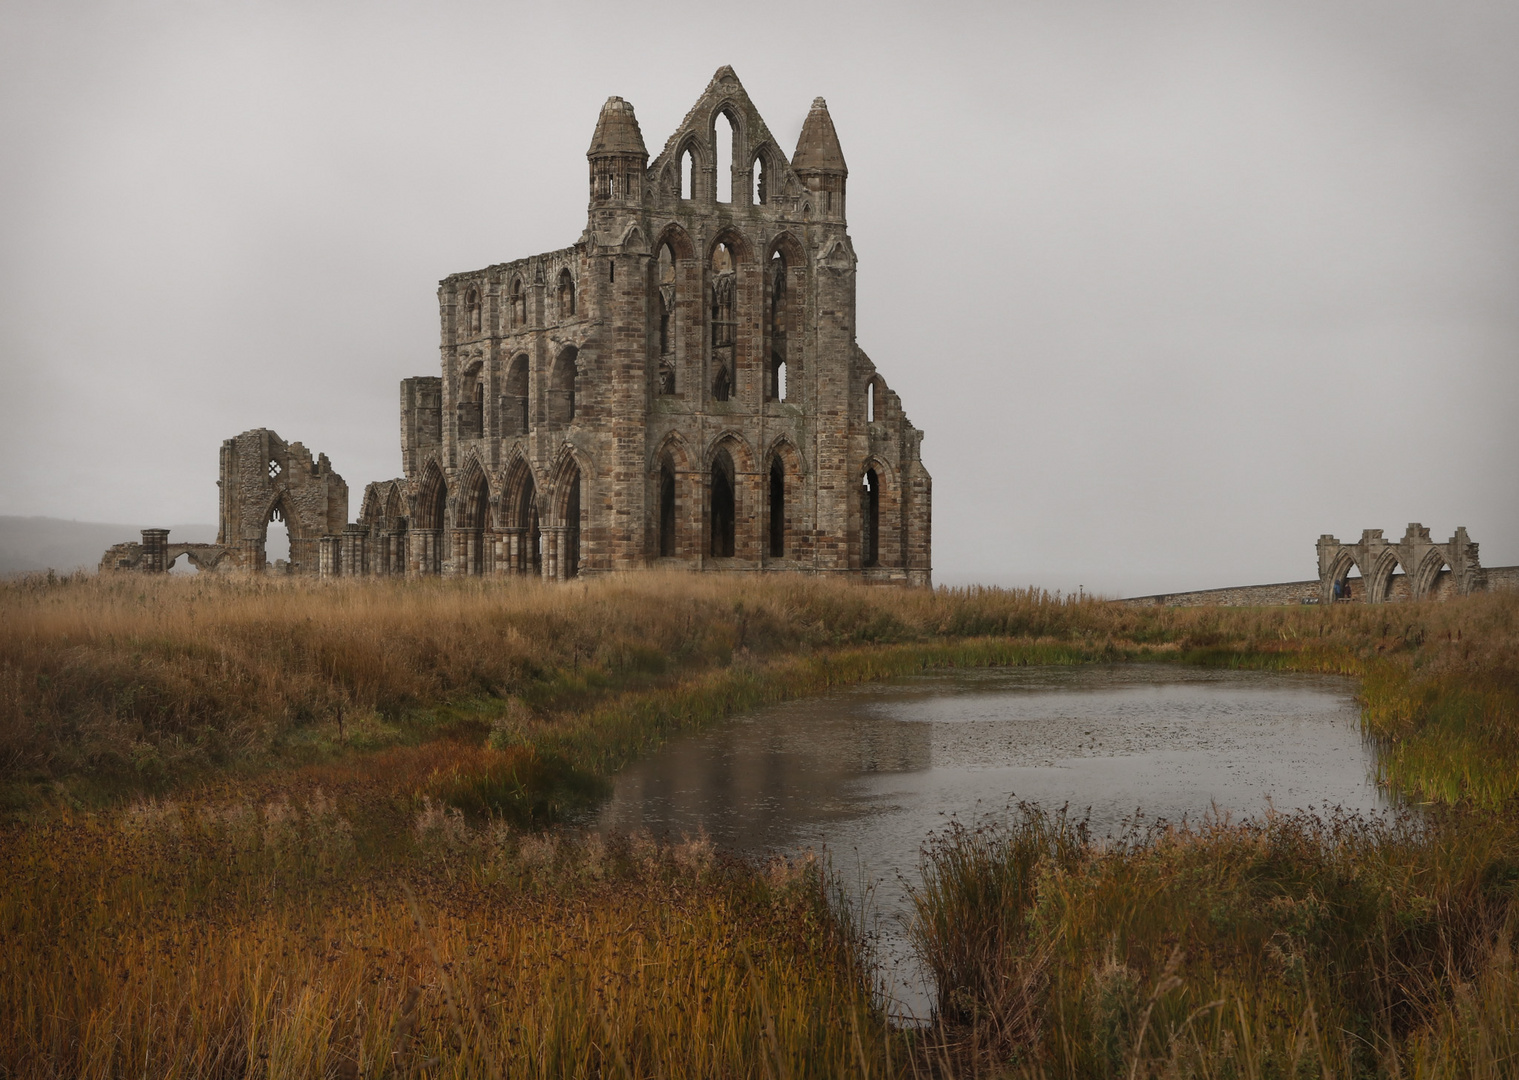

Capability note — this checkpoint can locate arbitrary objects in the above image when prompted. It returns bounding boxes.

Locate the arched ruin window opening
[268,459,282,480]
[515,474,541,577]
[1332,565,1362,602]
[266,506,291,570]
[657,243,676,373]
[710,241,736,401]
[710,449,735,558]
[681,148,695,200]
[769,252,788,401]
[510,279,526,328]
[465,287,482,334]
[861,469,879,568]
[503,354,529,436]
[753,151,769,204]
[462,471,492,576]
[659,457,677,557]
[769,457,785,558]
[715,111,735,203]
[866,381,876,422]
[168,552,199,576]
[563,467,581,579]
[558,270,575,318]
[609,260,615,283]
[770,354,786,402]
[549,348,578,425]
[457,369,483,439]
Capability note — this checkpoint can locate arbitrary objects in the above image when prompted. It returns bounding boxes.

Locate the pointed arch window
[510,278,526,328]
[715,111,735,203]
[681,147,695,200]
[710,241,736,402]
[861,468,880,568]
[753,147,770,205]
[558,269,575,318]
[768,251,788,401]
[503,354,529,436]
[768,457,785,558]
[464,287,482,335]
[550,348,578,426]
[659,455,677,557]
[709,448,736,558]
[656,243,677,394]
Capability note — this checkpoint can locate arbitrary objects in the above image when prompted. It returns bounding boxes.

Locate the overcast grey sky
[2,0,1515,593]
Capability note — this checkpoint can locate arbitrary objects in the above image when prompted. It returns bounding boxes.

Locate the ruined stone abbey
[104,68,933,584]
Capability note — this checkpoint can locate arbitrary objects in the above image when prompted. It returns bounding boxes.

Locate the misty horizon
[3,1,1515,593]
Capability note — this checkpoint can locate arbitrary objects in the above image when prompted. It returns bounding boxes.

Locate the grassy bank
[3,573,1519,1076]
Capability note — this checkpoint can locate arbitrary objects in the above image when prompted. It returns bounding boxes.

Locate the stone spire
[587,96,647,158]
[791,97,847,177]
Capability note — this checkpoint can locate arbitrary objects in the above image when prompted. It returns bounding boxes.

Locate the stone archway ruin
[1317,524,1484,604]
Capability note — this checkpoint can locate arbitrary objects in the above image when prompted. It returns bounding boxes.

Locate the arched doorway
[710,449,735,558]
[556,462,582,579]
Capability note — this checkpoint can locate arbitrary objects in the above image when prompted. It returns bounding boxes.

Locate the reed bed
[4,573,1519,1076]
[1,785,886,1079]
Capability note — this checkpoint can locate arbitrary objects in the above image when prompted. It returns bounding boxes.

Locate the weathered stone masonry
[100,69,932,584]
[365,67,931,584]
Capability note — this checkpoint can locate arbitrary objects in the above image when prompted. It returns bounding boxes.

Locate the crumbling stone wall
[218,429,347,574]
[100,428,345,576]
[364,68,931,584]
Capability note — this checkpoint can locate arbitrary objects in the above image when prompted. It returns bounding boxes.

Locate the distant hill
[0,517,218,577]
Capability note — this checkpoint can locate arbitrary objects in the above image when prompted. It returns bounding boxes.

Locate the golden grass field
[2,572,1517,1077]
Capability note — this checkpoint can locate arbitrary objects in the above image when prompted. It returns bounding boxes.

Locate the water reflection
[596,664,1388,1019]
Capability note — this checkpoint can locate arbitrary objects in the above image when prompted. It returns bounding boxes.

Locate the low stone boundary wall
[1125,567,1519,608]
[1123,581,1322,608]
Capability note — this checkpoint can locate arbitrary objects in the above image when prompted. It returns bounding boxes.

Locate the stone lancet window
[753,148,769,205]
[502,355,529,436]
[659,455,677,557]
[709,449,736,558]
[681,148,695,200]
[464,287,482,335]
[457,363,483,439]
[866,380,876,422]
[558,270,575,318]
[657,243,676,394]
[549,347,578,426]
[861,468,880,567]
[768,457,785,558]
[710,241,736,402]
[768,251,788,401]
[715,110,735,203]
[510,278,526,328]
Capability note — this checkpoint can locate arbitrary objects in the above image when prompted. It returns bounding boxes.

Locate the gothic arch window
[768,251,788,401]
[768,456,786,558]
[549,347,578,426]
[752,147,770,205]
[503,354,529,436]
[681,147,696,200]
[457,361,484,439]
[861,468,880,567]
[558,269,575,318]
[710,241,736,402]
[560,463,582,579]
[510,278,526,328]
[709,448,736,558]
[656,242,676,394]
[659,454,677,557]
[715,110,736,203]
[464,287,482,335]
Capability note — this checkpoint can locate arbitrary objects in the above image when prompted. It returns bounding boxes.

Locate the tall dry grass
[5,573,1519,1076]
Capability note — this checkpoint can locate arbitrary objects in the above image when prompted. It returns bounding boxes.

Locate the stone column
[341,525,368,577]
[318,536,342,578]
[140,529,170,573]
